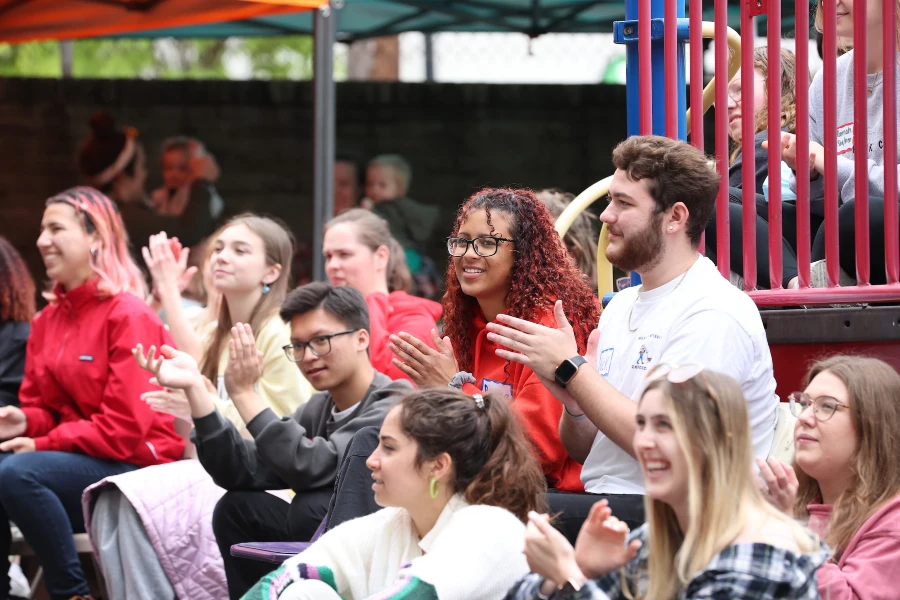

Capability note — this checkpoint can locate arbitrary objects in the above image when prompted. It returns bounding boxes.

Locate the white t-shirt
[581,255,778,494]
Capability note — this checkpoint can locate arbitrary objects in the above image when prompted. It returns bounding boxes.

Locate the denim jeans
[0,450,139,599]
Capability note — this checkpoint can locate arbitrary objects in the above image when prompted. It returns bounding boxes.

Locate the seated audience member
[538,190,601,293]
[334,153,365,215]
[85,215,310,600]
[758,356,900,599]
[324,209,442,382]
[151,135,225,223]
[0,187,184,600]
[486,136,779,543]
[705,47,805,289]
[390,188,599,494]
[364,154,442,291]
[0,236,35,407]
[507,367,827,600]
[136,282,411,599]
[77,111,216,250]
[244,387,543,600]
[772,0,900,287]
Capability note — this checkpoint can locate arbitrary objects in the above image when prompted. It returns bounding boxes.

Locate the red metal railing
[643,0,900,305]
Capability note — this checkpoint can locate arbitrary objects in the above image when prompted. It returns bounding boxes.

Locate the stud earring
[668,226,674,231]
[262,284,271,294]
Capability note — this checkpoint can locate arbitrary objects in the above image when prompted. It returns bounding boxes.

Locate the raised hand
[0,405,27,441]
[574,500,642,579]
[390,329,459,387]
[133,343,202,391]
[524,511,586,589]
[224,323,263,402]
[142,232,198,299]
[755,457,798,516]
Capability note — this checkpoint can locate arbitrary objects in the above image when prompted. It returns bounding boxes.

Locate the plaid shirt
[505,525,830,600]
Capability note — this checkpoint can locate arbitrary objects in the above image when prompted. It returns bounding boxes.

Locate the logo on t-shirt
[481,378,513,400]
[598,348,614,377]
[632,344,653,371]
[836,122,854,155]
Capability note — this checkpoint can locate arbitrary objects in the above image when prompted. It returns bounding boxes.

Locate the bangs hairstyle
[0,236,36,323]
[43,187,147,303]
[794,356,900,560]
[442,187,599,375]
[397,387,546,523]
[635,371,816,600]
[279,281,370,333]
[199,214,294,382]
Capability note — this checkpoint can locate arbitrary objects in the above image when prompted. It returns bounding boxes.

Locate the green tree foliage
[0,37,313,79]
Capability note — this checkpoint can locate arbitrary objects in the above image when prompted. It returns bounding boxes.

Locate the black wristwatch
[554,355,588,387]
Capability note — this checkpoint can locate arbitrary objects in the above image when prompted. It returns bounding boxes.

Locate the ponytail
[387,237,413,293]
[398,388,546,523]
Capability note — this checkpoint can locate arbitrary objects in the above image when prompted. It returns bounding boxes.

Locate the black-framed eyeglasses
[282,329,358,362]
[447,235,515,258]
[788,392,849,422]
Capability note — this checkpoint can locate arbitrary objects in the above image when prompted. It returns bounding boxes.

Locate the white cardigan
[245,494,529,600]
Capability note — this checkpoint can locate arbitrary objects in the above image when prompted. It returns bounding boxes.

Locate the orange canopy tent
[0,0,324,44]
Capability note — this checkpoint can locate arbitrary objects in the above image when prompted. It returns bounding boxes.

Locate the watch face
[556,359,578,384]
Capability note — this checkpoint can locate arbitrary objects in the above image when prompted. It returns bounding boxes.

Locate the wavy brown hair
[199,214,294,382]
[0,236,36,323]
[398,387,546,522]
[443,188,599,374]
[793,355,900,560]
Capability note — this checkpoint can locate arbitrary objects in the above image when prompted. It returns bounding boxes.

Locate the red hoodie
[809,495,900,600]
[461,309,583,492]
[366,291,443,383]
[18,278,184,465]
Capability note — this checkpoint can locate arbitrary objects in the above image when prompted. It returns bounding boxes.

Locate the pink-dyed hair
[43,186,147,303]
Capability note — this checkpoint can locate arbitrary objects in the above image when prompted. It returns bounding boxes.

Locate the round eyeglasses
[788,392,849,422]
[282,329,357,362]
[447,235,515,258]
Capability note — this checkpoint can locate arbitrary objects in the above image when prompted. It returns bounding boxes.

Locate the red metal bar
[822,0,840,286]
[767,4,783,288]
[664,0,678,138]
[748,283,900,306]
[741,0,757,289]
[689,0,704,150]
[715,0,730,278]
[794,0,811,288]
[853,0,870,285]
[884,0,899,284]
[638,0,653,134]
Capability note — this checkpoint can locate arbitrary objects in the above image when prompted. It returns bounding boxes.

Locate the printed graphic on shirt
[836,122,854,155]
[481,378,513,400]
[631,334,662,372]
[635,345,652,366]
[598,348,614,377]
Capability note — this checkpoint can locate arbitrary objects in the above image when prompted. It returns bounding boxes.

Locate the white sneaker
[809,259,856,288]
[9,561,30,598]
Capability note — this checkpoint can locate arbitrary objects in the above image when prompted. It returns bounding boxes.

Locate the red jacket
[19,278,184,466]
[462,309,583,492]
[366,291,443,383]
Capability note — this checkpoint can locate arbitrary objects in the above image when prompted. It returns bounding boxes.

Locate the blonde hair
[794,356,900,559]
[199,214,294,382]
[368,154,412,194]
[43,187,147,302]
[632,371,815,600]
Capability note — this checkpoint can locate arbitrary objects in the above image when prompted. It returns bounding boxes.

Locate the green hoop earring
[429,477,439,499]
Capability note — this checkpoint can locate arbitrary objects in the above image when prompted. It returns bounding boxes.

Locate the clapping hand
[133,343,202,390]
[389,330,459,387]
[223,323,263,402]
[574,500,642,579]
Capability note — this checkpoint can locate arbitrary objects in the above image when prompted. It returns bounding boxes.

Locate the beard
[605,211,665,273]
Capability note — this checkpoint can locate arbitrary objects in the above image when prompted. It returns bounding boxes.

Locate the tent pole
[312,0,337,282]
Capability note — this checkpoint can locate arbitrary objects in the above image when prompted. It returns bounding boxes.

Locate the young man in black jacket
[194,282,411,599]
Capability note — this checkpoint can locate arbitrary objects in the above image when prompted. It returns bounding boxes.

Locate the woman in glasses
[389,187,599,493]
[84,214,311,600]
[507,364,827,600]
[758,355,900,599]
[323,209,442,383]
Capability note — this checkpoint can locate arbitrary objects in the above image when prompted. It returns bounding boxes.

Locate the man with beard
[484,135,778,543]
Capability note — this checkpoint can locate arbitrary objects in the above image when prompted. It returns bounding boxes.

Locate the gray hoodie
[193,371,411,492]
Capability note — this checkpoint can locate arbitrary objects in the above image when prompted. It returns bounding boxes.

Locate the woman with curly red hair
[390,187,599,493]
[0,236,35,408]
